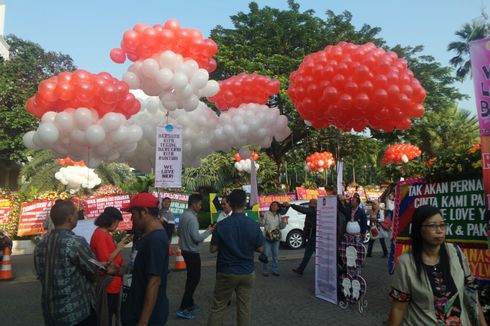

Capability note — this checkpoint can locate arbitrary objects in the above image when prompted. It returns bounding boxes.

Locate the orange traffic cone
[0,247,14,281]
[173,246,186,271]
[169,245,175,257]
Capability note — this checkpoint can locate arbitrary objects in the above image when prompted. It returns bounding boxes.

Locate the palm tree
[448,19,490,80]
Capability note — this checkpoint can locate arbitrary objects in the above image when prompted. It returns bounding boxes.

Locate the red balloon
[110,48,126,64]
[305,152,335,171]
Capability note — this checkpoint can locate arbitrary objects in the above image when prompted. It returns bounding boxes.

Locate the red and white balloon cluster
[118,20,220,112]
[55,166,102,192]
[110,19,218,72]
[208,73,281,110]
[288,42,426,132]
[233,152,260,173]
[26,70,141,119]
[382,144,421,165]
[305,152,335,172]
[23,108,143,167]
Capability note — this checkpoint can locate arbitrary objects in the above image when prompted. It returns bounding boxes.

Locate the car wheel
[363,231,370,244]
[286,230,304,249]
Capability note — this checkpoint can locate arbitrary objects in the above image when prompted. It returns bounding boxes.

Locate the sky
[3,0,488,112]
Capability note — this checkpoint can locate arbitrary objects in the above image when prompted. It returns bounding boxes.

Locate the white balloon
[23,131,37,149]
[38,123,59,144]
[85,125,106,146]
[402,155,409,163]
[123,72,140,89]
[99,112,123,132]
[190,69,209,90]
[201,80,220,97]
[41,111,57,123]
[171,72,188,90]
[142,58,159,78]
[54,111,75,132]
[74,108,94,130]
[155,68,173,88]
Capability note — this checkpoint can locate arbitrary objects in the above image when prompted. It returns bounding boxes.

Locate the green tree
[448,19,490,80]
[182,151,278,193]
[0,35,75,163]
[20,150,135,193]
[210,1,384,169]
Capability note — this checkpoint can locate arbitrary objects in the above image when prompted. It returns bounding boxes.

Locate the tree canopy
[0,35,75,163]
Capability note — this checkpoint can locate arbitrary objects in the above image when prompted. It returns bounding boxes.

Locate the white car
[278,200,371,249]
[280,200,309,249]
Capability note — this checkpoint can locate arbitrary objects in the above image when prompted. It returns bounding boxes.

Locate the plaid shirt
[34,229,97,326]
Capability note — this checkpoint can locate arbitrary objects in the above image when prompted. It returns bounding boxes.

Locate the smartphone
[88,258,107,270]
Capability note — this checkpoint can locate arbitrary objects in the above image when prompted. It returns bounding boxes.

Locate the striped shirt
[34,229,97,326]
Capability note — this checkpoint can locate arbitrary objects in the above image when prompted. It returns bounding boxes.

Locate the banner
[155,124,183,188]
[296,187,327,200]
[158,192,189,225]
[390,178,490,282]
[258,193,297,212]
[84,195,132,231]
[336,160,343,196]
[17,200,55,236]
[315,196,338,304]
[469,38,490,136]
[0,199,10,226]
[209,193,259,223]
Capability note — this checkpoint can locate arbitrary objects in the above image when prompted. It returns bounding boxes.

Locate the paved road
[0,244,390,325]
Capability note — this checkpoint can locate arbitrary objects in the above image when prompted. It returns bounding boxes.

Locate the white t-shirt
[217,211,232,223]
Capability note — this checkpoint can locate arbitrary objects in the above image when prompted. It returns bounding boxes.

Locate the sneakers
[272,272,280,277]
[176,309,196,320]
[292,268,303,276]
[188,304,201,313]
[263,272,270,277]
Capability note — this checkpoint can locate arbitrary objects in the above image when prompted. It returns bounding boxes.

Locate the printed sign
[390,178,490,282]
[155,124,183,188]
[84,195,132,231]
[315,196,338,304]
[17,200,55,236]
[296,187,327,200]
[258,193,297,212]
[158,192,189,225]
[0,199,10,226]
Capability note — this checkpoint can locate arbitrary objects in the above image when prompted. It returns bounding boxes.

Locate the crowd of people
[30,189,488,326]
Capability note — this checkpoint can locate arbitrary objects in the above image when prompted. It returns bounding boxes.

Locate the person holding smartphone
[90,207,133,326]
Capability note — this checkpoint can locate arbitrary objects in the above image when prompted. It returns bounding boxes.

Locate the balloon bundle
[208,73,281,110]
[118,20,220,112]
[305,152,335,172]
[288,42,426,131]
[382,144,421,165]
[55,166,102,192]
[233,152,260,173]
[125,92,291,170]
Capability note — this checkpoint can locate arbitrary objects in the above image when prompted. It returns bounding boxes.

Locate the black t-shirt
[121,229,169,325]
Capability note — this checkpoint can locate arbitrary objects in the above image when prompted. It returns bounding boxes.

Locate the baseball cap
[122,193,158,211]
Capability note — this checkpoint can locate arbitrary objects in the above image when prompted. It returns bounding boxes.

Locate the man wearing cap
[176,194,214,320]
[121,193,169,326]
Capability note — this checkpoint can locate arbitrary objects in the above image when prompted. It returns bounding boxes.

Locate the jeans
[367,237,388,256]
[297,237,316,273]
[263,240,280,274]
[180,251,201,310]
[207,272,255,326]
